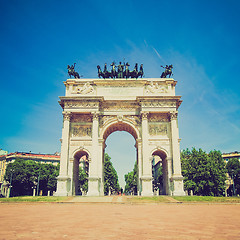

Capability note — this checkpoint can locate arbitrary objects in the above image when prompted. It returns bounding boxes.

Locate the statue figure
[103,63,111,78]
[96,61,144,79]
[130,63,138,78]
[138,64,144,78]
[97,65,111,79]
[67,63,80,79]
[111,62,117,78]
[117,62,124,78]
[97,65,104,78]
[124,62,130,78]
[160,65,173,78]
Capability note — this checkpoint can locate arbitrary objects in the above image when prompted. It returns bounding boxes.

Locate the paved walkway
[68,196,126,203]
[0,201,240,240]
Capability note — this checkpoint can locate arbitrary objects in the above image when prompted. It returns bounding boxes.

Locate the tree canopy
[4,158,59,196]
[78,166,88,193]
[226,157,240,195]
[104,153,120,195]
[181,148,226,196]
[124,161,138,195]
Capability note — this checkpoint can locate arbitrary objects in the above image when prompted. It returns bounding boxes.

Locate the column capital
[169,111,178,121]
[63,112,72,121]
[141,112,149,120]
[91,111,99,121]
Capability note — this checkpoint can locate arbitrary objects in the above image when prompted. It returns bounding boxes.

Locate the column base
[171,175,186,196]
[141,176,153,196]
[54,175,71,196]
[87,176,100,196]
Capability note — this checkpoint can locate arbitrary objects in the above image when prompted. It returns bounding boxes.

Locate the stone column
[87,112,100,196]
[141,112,153,196]
[55,112,71,196]
[99,138,105,196]
[136,139,142,193]
[170,111,185,196]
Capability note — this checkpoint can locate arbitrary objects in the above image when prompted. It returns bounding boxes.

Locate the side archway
[151,148,169,195]
[72,149,90,196]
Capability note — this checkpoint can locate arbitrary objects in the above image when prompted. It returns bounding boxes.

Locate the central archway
[101,120,140,195]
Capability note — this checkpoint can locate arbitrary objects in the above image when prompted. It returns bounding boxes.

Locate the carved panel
[71,114,92,123]
[149,113,169,122]
[100,102,140,112]
[72,82,95,95]
[141,100,176,108]
[71,124,92,137]
[145,81,168,94]
[124,115,141,126]
[99,116,115,127]
[149,123,168,136]
[65,100,99,109]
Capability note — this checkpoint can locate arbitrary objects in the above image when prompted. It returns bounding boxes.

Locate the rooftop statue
[67,63,80,79]
[97,61,144,79]
[160,65,173,78]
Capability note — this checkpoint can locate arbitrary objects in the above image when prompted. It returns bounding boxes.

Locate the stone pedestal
[141,176,153,196]
[54,176,71,196]
[87,177,100,196]
[171,175,185,196]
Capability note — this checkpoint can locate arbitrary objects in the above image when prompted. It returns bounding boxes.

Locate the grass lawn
[0,196,73,202]
[172,196,240,203]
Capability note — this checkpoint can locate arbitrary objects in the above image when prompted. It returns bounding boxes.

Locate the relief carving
[149,113,169,122]
[71,125,92,137]
[71,114,92,123]
[100,102,140,111]
[72,82,94,95]
[141,100,176,108]
[149,123,168,136]
[145,81,168,94]
[65,100,99,108]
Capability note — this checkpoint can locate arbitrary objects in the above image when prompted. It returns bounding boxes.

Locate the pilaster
[141,112,153,196]
[169,111,185,196]
[87,112,101,196]
[55,112,71,196]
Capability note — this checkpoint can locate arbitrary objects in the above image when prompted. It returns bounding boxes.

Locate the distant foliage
[4,158,59,196]
[78,167,88,193]
[181,148,226,196]
[152,165,163,192]
[226,158,240,195]
[124,161,138,195]
[104,153,120,195]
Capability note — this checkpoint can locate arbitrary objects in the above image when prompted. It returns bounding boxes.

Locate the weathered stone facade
[55,78,185,196]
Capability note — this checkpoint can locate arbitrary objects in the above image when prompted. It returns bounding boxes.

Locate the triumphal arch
[55,68,185,196]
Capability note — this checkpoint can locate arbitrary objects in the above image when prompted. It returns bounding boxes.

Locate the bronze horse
[160,65,173,78]
[67,63,80,79]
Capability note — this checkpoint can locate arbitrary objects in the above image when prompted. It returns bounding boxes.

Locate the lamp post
[36,169,41,196]
[8,169,14,198]
[231,171,236,196]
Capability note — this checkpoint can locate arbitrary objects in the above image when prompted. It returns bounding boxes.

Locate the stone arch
[101,119,140,195]
[100,117,140,141]
[151,147,169,195]
[72,148,90,196]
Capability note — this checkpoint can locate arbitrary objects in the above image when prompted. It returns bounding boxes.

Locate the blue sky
[1,0,240,187]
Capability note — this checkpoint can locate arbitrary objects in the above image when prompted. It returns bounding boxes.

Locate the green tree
[38,163,60,195]
[124,161,138,195]
[181,148,226,196]
[104,153,120,195]
[79,167,88,193]
[4,158,59,196]
[226,158,240,195]
[153,165,163,193]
